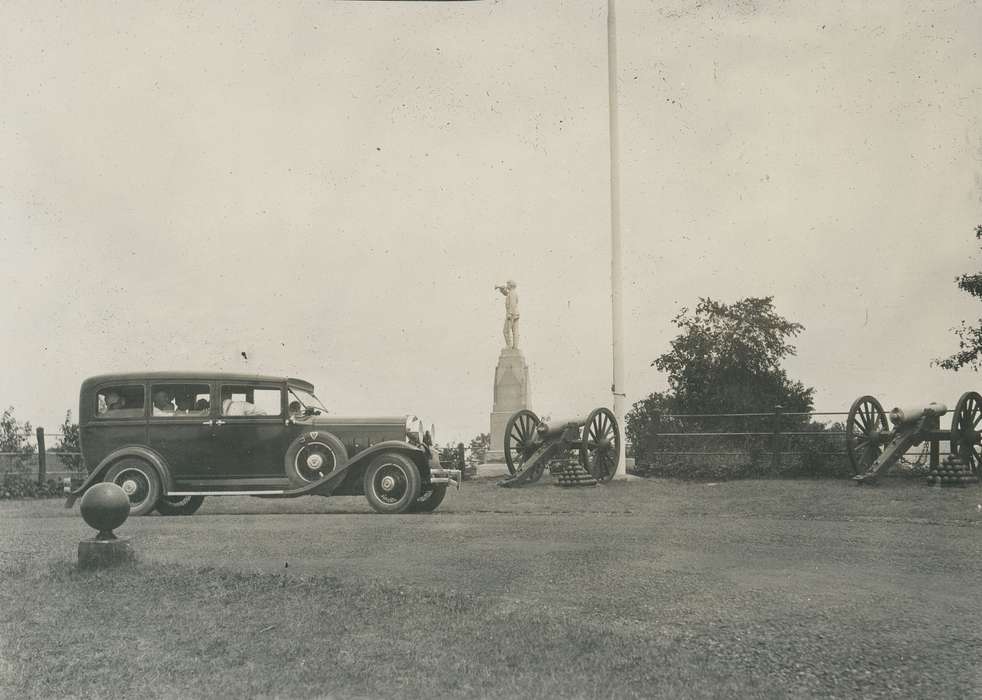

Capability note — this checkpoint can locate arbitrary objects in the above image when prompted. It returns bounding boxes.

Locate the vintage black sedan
[67,372,459,515]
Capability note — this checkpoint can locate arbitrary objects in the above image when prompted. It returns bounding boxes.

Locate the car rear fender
[66,445,174,504]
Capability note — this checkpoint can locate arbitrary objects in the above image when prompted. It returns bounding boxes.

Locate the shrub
[0,474,64,499]
[56,411,85,474]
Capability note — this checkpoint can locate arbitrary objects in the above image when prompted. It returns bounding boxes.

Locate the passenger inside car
[104,392,125,412]
[152,390,176,416]
[97,387,145,417]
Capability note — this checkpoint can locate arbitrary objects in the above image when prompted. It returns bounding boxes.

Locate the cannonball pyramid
[926,455,979,487]
[552,458,598,487]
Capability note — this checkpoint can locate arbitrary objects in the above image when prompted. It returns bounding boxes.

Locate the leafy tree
[466,432,490,467]
[0,407,35,473]
[56,411,85,474]
[651,297,813,416]
[627,297,815,464]
[936,224,982,371]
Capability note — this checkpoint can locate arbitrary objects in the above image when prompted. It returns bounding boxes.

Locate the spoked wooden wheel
[580,407,620,482]
[846,395,889,475]
[504,409,541,475]
[950,391,982,475]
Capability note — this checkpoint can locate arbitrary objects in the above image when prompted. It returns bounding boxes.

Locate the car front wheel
[363,453,421,514]
[103,459,162,516]
[410,484,448,513]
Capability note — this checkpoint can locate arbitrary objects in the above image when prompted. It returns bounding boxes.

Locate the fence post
[36,427,47,486]
[457,442,466,478]
[770,405,784,473]
[648,411,660,470]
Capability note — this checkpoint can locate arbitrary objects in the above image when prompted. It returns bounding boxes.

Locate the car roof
[81,372,315,392]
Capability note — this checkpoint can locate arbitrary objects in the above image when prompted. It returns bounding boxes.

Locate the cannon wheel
[580,407,620,483]
[950,391,982,475]
[846,395,889,476]
[504,409,541,476]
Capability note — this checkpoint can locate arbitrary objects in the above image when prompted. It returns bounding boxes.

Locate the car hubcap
[115,469,149,506]
[373,464,408,504]
[295,443,336,482]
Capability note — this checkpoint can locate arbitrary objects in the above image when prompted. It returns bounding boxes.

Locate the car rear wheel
[363,453,421,514]
[410,484,447,513]
[103,459,162,516]
[156,495,205,516]
[285,431,348,488]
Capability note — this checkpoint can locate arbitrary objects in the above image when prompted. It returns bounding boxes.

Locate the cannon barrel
[536,416,587,438]
[888,402,948,426]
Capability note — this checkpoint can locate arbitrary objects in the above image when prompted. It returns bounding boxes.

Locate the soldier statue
[495,279,520,349]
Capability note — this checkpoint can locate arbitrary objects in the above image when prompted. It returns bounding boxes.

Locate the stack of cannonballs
[550,457,597,487]
[925,455,979,487]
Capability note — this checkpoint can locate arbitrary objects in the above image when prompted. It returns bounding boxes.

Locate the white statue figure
[495,279,520,349]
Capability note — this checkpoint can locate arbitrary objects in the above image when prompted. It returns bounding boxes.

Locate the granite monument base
[487,347,531,462]
[77,536,136,570]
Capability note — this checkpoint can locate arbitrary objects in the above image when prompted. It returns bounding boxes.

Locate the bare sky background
[2,1,981,444]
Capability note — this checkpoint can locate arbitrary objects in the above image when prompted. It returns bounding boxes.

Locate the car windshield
[289,387,327,414]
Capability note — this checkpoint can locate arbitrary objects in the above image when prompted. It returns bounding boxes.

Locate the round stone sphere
[80,483,130,533]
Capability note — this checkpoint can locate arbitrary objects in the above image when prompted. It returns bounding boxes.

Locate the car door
[147,381,220,480]
[213,382,289,479]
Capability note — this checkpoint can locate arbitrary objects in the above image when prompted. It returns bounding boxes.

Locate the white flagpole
[607,0,627,477]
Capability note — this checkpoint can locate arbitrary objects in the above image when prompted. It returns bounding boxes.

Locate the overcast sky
[2,1,981,444]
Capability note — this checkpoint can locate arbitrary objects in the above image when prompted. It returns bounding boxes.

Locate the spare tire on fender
[285,431,348,488]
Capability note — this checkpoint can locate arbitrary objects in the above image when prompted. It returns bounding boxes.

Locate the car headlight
[405,415,423,445]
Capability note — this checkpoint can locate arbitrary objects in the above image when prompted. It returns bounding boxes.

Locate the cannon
[847,392,982,484]
[498,407,620,487]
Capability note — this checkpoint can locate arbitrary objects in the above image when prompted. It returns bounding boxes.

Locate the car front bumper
[429,468,462,489]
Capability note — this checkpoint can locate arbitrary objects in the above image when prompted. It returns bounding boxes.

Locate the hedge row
[0,474,66,499]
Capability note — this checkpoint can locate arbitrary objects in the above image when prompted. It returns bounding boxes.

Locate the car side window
[96,385,145,418]
[219,385,281,417]
[151,384,211,417]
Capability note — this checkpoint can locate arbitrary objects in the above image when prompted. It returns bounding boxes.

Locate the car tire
[155,495,205,516]
[363,452,421,514]
[409,484,448,513]
[285,431,348,488]
[104,459,162,516]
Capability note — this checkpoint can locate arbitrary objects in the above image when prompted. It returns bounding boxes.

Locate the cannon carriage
[847,391,982,484]
[498,407,621,487]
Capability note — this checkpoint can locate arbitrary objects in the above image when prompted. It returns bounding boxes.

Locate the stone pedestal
[486,347,531,463]
[77,537,136,570]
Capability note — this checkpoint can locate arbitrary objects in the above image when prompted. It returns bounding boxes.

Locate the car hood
[300,415,408,428]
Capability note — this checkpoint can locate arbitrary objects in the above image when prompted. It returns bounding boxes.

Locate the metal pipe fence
[629,406,937,476]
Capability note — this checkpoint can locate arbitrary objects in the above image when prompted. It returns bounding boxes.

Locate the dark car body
[69,372,460,515]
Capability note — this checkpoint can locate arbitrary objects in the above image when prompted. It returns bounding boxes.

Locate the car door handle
[202,420,213,426]
[214,419,226,426]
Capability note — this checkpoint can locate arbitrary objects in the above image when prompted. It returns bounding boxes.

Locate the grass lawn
[1,477,980,698]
